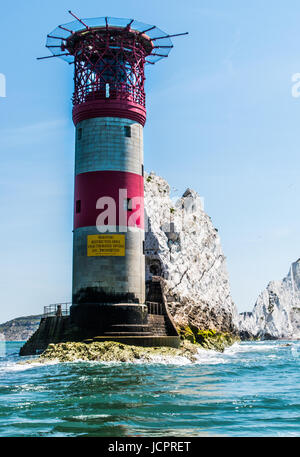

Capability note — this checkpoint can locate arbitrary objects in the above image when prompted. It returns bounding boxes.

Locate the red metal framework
[39,12,188,124]
[70,27,151,107]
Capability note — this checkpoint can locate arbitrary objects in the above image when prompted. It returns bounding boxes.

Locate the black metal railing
[43,303,71,317]
[146,301,164,315]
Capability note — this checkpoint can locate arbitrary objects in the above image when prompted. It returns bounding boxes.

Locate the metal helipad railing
[43,303,71,317]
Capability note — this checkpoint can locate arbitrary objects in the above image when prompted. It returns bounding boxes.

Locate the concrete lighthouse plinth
[70,303,148,334]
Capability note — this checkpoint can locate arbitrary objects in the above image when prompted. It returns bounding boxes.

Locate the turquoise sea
[0,340,299,437]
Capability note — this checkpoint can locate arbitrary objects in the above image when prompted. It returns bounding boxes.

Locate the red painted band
[72,99,147,126]
[74,170,144,230]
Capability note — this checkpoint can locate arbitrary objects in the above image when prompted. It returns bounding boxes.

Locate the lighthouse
[39,12,187,339]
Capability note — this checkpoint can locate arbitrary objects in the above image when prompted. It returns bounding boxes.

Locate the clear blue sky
[0,0,299,322]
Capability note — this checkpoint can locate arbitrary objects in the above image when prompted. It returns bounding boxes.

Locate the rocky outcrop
[239,259,300,340]
[144,172,239,335]
[20,337,233,365]
[27,340,200,363]
[0,315,42,341]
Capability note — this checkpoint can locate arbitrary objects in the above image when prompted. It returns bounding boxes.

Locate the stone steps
[145,277,179,338]
[147,313,168,336]
[105,313,169,337]
[146,282,164,303]
[85,335,181,348]
[20,275,181,356]
[108,324,150,332]
[104,323,152,337]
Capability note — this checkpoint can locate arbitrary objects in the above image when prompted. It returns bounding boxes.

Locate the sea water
[0,340,299,437]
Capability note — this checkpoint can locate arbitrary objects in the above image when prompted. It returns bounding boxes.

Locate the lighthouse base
[19,279,181,355]
[70,303,150,336]
[19,315,180,356]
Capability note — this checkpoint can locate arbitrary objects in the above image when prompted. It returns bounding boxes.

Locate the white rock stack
[239,259,300,340]
[144,172,239,334]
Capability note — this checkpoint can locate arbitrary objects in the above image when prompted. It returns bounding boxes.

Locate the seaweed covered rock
[35,340,200,363]
[34,333,236,365]
[178,326,238,352]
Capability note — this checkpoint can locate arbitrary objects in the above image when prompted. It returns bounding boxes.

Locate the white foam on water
[193,348,229,365]
[1,341,292,370]
[227,342,278,353]
[0,359,60,373]
[223,342,243,354]
[291,345,300,358]
[141,355,192,365]
[68,414,111,421]
[16,383,47,392]
[68,355,193,366]
[191,342,285,365]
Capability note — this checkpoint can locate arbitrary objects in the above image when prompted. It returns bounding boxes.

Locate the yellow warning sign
[87,234,125,257]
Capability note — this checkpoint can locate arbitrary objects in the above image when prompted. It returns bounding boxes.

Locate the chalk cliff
[144,172,239,335]
[0,315,42,342]
[239,259,300,340]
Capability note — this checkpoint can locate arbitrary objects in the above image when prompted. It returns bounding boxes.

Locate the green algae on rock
[178,325,239,352]
[38,340,200,363]
[20,328,239,365]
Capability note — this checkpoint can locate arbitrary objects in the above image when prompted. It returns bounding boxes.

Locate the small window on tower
[76,200,81,214]
[77,128,82,140]
[124,126,131,138]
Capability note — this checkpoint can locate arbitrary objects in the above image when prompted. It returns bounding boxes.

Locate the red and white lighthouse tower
[40,12,187,338]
